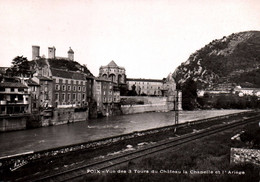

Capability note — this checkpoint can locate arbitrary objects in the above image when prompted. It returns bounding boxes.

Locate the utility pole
[175,90,179,125]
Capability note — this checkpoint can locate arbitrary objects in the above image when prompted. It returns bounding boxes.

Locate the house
[0,78,29,115]
[93,77,120,116]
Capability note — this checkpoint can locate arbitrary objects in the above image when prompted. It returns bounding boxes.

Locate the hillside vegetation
[173,31,260,89]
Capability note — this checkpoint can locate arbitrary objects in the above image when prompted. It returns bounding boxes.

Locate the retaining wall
[121,103,173,114]
[121,96,167,105]
[120,96,174,114]
[0,115,29,132]
[41,108,88,126]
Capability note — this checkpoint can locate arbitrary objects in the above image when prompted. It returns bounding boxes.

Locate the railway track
[28,114,260,182]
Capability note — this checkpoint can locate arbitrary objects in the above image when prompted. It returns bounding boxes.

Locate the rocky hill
[173,31,260,89]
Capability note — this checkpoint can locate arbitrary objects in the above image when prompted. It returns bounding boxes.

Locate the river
[0,109,247,157]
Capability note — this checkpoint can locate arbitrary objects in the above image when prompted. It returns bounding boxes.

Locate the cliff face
[173,31,260,89]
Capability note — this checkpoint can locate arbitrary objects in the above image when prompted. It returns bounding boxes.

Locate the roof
[68,47,74,54]
[107,60,118,67]
[36,76,53,81]
[126,78,163,83]
[27,79,40,86]
[0,82,27,88]
[95,77,113,82]
[51,68,88,80]
[100,60,125,70]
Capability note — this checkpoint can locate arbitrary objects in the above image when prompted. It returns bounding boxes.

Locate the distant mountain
[173,31,260,89]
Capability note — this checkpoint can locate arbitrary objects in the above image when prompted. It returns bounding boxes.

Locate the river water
[0,109,247,157]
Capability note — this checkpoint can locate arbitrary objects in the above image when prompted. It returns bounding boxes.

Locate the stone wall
[121,104,169,114]
[121,96,167,105]
[120,96,174,114]
[230,148,260,166]
[0,115,29,132]
[40,108,88,126]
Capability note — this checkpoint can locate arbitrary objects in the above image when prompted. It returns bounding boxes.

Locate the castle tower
[68,47,74,61]
[48,46,56,59]
[32,45,40,60]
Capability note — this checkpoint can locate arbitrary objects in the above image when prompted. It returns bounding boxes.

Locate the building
[99,61,126,84]
[127,78,165,96]
[93,77,120,116]
[32,45,75,61]
[30,46,94,109]
[21,78,40,113]
[50,68,93,108]
[233,86,260,97]
[0,78,29,115]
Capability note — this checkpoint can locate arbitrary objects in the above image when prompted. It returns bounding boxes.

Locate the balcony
[0,100,7,105]
[0,100,29,105]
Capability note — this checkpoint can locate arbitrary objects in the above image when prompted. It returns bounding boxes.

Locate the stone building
[32,45,74,61]
[93,78,120,116]
[51,68,93,108]
[31,46,93,109]
[126,78,164,96]
[0,78,29,115]
[99,61,126,84]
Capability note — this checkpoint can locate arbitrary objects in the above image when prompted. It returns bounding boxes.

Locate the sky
[0,0,259,79]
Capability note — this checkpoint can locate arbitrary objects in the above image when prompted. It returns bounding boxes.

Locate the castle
[32,45,74,61]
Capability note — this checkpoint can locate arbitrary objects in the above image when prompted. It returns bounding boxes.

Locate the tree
[10,56,31,77]
[127,84,137,96]
[181,79,198,110]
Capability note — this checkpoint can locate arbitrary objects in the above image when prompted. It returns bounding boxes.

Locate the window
[55,93,59,100]
[78,93,81,100]
[62,85,66,91]
[82,94,85,100]
[73,86,76,91]
[78,86,81,91]
[59,79,62,83]
[67,85,71,91]
[73,93,76,100]
[11,88,14,92]
[68,94,71,101]
[62,93,65,101]
[55,84,60,90]
[82,86,86,92]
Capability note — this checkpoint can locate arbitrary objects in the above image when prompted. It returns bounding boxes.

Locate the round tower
[68,47,74,61]
[32,45,40,60]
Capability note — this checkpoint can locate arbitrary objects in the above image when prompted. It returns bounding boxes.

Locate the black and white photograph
[0,0,259,181]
